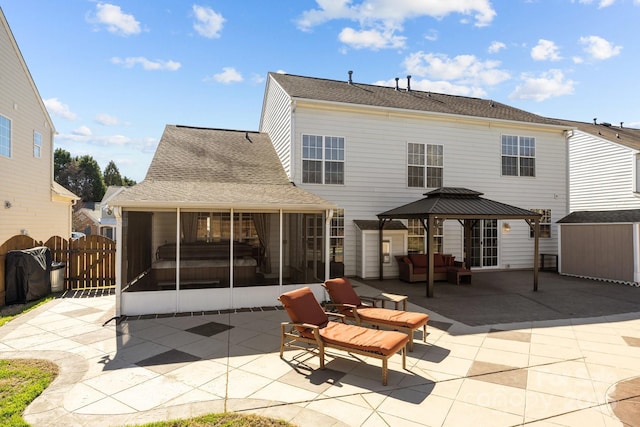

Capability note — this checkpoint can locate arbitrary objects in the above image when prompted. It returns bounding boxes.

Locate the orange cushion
[318,321,408,356]
[324,278,361,307]
[356,308,429,329]
[279,287,328,333]
[409,254,427,268]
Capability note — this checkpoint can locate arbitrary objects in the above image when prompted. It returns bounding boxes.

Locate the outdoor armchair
[323,277,429,351]
[278,286,408,386]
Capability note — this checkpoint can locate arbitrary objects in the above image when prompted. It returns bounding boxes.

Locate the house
[109,125,334,316]
[0,7,78,244]
[260,72,571,278]
[551,119,640,284]
[559,119,640,212]
[73,202,100,237]
[99,186,126,240]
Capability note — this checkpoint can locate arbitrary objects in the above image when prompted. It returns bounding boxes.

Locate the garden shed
[558,209,640,285]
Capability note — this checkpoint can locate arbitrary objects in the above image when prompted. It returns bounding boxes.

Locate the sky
[3,0,640,183]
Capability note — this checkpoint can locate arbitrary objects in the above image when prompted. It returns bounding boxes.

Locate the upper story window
[33,131,42,158]
[502,135,535,177]
[530,208,551,238]
[408,143,443,188]
[0,115,11,158]
[302,135,344,184]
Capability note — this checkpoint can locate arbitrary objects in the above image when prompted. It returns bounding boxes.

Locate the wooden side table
[373,292,408,311]
[447,268,472,285]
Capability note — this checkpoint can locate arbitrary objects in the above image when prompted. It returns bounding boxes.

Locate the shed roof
[558,209,640,224]
[378,188,541,220]
[111,125,335,211]
[270,72,567,127]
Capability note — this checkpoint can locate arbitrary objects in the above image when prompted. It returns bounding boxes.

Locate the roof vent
[602,122,612,127]
[593,118,597,125]
[406,75,411,92]
[620,122,624,128]
[348,70,353,85]
[395,77,400,91]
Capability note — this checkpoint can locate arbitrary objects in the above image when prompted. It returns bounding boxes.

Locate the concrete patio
[0,271,639,426]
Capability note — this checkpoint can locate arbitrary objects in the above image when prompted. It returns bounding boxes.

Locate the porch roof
[110,125,335,211]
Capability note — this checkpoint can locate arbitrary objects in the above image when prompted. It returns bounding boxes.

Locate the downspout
[230,208,234,309]
[289,100,296,181]
[634,223,640,284]
[279,209,283,287]
[564,129,573,213]
[176,208,181,313]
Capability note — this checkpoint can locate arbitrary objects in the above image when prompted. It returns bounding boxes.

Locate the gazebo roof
[377,187,541,220]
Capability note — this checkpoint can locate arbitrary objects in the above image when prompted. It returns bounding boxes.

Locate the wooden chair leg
[423,324,427,342]
[382,358,388,386]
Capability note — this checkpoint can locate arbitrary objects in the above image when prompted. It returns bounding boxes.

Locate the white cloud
[509,69,575,101]
[192,5,225,38]
[251,74,266,84]
[92,3,141,36]
[338,27,406,50]
[111,57,181,71]
[424,29,438,42]
[531,39,562,61]
[404,52,510,87]
[72,126,92,136]
[579,35,622,60]
[205,67,244,84]
[574,0,616,7]
[95,113,119,126]
[488,41,506,54]
[297,0,496,30]
[44,98,77,120]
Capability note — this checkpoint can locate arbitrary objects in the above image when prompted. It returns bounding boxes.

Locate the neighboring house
[99,186,126,240]
[260,72,571,278]
[0,7,78,244]
[73,202,100,237]
[559,119,640,212]
[110,125,334,316]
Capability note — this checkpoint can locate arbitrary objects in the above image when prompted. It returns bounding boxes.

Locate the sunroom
[109,126,336,316]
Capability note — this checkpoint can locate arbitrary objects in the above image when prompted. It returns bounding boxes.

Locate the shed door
[471,219,498,268]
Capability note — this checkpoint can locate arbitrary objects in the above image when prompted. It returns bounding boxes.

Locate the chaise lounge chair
[278,287,408,385]
[323,277,429,351]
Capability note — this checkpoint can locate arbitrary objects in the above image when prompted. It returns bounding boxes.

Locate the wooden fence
[0,234,116,306]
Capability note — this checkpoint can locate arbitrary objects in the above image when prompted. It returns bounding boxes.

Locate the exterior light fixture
[502,222,511,232]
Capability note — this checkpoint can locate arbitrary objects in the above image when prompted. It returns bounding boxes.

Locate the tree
[122,176,137,186]
[77,155,106,201]
[103,161,123,186]
[54,148,72,182]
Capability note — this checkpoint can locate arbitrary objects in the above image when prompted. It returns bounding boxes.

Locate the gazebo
[377,188,542,297]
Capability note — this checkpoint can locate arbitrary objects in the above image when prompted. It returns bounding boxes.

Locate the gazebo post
[533,218,540,291]
[378,218,388,281]
[427,215,435,298]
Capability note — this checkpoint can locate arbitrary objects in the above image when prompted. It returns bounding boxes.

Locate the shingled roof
[110,125,334,210]
[558,209,640,224]
[269,72,567,127]
[552,118,640,151]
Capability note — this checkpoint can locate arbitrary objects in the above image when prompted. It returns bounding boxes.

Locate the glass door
[470,219,498,268]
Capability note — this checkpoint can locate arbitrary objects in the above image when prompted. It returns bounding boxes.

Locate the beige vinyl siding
[0,13,71,243]
[260,78,293,179]
[290,104,567,275]
[569,130,639,211]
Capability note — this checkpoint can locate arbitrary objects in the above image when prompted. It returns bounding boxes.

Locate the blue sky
[3,0,639,182]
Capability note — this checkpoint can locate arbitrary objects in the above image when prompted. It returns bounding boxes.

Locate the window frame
[302,134,345,185]
[0,115,11,158]
[529,208,551,238]
[33,131,42,158]
[407,142,443,188]
[407,218,443,254]
[330,208,344,263]
[501,135,536,177]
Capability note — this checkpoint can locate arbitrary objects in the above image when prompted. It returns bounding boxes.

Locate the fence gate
[67,235,116,290]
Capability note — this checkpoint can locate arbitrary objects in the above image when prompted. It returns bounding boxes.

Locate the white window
[530,209,551,238]
[302,135,344,184]
[502,135,535,177]
[330,208,344,262]
[34,131,42,158]
[0,115,10,158]
[408,143,443,188]
[407,219,443,253]
[636,154,640,192]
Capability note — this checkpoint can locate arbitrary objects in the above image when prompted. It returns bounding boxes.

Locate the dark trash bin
[4,246,52,304]
[50,261,65,292]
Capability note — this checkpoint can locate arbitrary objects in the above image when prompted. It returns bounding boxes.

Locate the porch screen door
[470,219,498,268]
